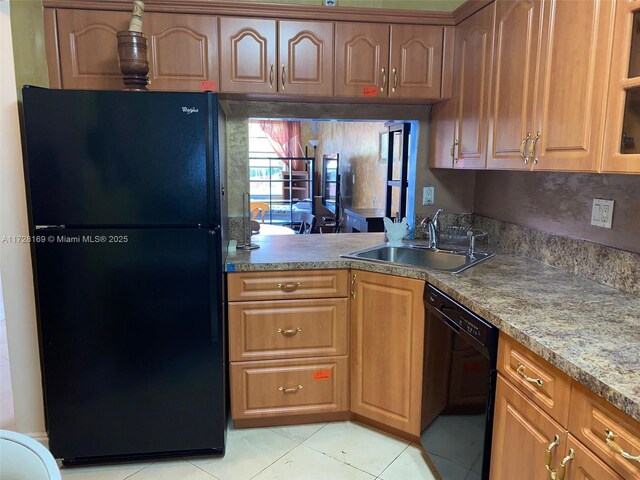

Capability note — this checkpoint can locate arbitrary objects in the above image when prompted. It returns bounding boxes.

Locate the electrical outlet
[591,199,614,229]
[422,186,435,206]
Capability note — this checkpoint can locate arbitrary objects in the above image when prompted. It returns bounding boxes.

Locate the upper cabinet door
[487,0,542,170]
[389,25,443,99]
[532,0,614,172]
[603,0,640,173]
[334,22,389,98]
[56,10,130,90]
[145,14,219,92]
[452,3,495,169]
[279,20,334,96]
[219,17,277,94]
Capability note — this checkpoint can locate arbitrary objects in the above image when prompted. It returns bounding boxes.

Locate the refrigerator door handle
[209,227,220,343]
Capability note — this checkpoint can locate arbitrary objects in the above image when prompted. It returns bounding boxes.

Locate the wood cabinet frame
[602,0,640,173]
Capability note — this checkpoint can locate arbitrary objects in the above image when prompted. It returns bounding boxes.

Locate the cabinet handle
[545,435,561,476]
[450,139,459,164]
[381,67,387,92]
[554,449,574,480]
[277,327,301,337]
[276,282,302,291]
[279,384,303,394]
[281,64,286,90]
[392,67,398,93]
[516,364,544,387]
[520,132,531,164]
[529,131,541,165]
[605,429,640,463]
[269,64,274,89]
[350,274,357,299]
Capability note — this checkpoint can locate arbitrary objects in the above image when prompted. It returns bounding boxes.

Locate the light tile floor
[58,420,481,480]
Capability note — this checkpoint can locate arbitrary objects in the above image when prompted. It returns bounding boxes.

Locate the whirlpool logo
[181,107,199,114]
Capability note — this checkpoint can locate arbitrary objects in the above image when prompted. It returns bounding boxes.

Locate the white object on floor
[0,429,61,480]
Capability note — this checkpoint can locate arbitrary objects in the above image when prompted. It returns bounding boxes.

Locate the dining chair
[299,211,315,234]
[250,202,270,223]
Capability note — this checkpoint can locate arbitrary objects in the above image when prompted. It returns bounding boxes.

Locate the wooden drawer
[569,383,640,480]
[230,356,349,419]
[566,434,625,480]
[227,270,348,302]
[228,298,348,362]
[498,332,572,426]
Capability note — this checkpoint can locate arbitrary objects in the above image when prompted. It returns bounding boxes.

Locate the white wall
[0,0,46,442]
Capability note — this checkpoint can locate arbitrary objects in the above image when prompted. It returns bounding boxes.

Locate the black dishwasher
[421,284,498,480]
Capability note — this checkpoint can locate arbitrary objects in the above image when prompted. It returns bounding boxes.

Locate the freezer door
[34,228,225,460]
[22,88,220,227]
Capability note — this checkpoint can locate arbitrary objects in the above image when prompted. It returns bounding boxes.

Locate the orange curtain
[259,120,305,170]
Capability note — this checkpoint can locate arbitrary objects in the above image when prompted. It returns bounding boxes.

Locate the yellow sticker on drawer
[314,369,331,380]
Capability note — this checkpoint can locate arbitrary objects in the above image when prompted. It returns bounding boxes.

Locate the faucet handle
[467,230,476,258]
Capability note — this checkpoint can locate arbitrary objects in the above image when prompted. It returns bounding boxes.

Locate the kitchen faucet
[425,208,444,249]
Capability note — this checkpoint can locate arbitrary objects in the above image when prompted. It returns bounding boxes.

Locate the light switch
[591,199,614,229]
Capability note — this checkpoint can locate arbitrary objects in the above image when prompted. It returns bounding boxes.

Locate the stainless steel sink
[341,244,494,273]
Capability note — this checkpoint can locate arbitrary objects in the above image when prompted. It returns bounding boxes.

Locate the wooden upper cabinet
[144,14,218,91]
[490,374,568,480]
[603,0,640,173]
[429,3,494,169]
[389,25,443,99]
[532,0,614,172]
[56,10,129,90]
[279,20,334,96]
[334,22,390,98]
[55,10,218,91]
[487,0,542,170]
[219,17,277,94]
[350,270,425,436]
[451,2,495,169]
[487,0,615,172]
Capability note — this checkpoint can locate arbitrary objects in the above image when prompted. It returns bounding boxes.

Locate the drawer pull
[605,429,640,463]
[517,364,544,387]
[279,384,303,394]
[554,449,574,480]
[276,282,302,291]
[277,327,301,337]
[545,435,561,476]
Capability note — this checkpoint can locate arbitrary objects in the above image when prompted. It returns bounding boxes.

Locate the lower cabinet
[230,356,349,420]
[228,270,350,424]
[490,374,568,480]
[350,270,425,436]
[491,335,637,480]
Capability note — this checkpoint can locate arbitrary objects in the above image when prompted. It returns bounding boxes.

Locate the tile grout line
[246,440,302,480]
[299,441,398,478]
[375,442,412,479]
[119,461,157,480]
[185,458,224,480]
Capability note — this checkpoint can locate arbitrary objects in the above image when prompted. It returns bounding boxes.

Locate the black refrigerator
[21,86,228,465]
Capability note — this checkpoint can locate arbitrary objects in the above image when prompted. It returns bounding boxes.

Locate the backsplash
[474,216,640,296]
[414,213,639,295]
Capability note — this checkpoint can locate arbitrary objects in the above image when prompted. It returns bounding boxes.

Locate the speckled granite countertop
[226,233,640,422]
